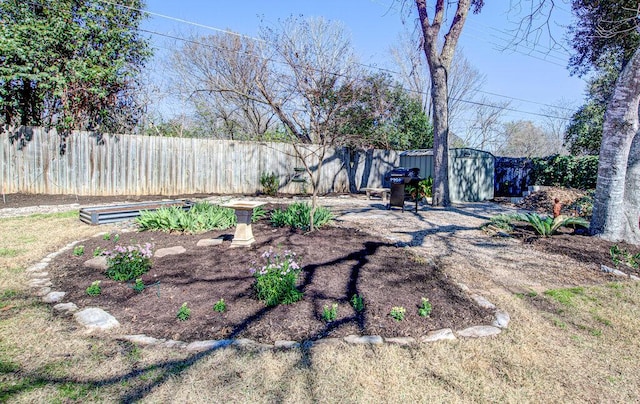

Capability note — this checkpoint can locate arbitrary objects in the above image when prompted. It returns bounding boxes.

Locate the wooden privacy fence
[0,128,399,196]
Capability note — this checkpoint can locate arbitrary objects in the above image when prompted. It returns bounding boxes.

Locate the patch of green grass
[57,382,93,401]
[27,210,78,219]
[0,248,21,257]
[0,289,19,300]
[552,318,567,329]
[544,287,585,306]
[0,356,19,374]
[607,282,623,290]
[515,290,538,299]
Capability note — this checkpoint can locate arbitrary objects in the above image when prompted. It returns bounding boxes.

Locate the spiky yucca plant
[513,213,589,237]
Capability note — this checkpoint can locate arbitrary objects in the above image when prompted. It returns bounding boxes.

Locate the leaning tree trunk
[430,66,451,207]
[622,132,640,245]
[590,46,640,244]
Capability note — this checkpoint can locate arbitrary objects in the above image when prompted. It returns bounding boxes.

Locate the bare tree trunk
[590,47,640,243]
[430,67,451,206]
[622,132,640,244]
[415,0,474,207]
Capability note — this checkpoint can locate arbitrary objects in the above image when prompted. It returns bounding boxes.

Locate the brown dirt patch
[50,216,494,343]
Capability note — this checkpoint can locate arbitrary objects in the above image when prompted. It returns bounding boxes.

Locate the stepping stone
[28,278,52,288]
[154,246,186,258]
[84,256,108,271]
[309,338,342,347]
[492,310,511,329]
[186,339,233,352]
[457,326,501,338]
[42,291,66,303]
[385,337,416,346]
[26,262,48,272]
[160,340,187,349]
[118,334,164,345]
[420,328,456,343]
[343,335,384,345]
[274,340,300,349]
[232,338,273,349]
[196,238,223,247]
[471,294,496,310]
[34,287,51,297]
[74,308,119,331]
[53,302,78,315]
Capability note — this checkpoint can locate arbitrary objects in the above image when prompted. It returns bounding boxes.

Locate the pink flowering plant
[251,247,303,306]
[104,243,153,282]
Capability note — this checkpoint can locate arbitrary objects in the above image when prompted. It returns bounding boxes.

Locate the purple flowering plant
[104,243,153,282]
[250,247,303,306]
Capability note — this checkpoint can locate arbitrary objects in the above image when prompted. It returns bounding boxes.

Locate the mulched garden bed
[50,218,494,343]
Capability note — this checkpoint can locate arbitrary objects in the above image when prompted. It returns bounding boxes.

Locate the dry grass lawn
[1,211,640,402]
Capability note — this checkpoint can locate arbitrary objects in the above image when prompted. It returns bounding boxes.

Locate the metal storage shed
[399,148,495,202]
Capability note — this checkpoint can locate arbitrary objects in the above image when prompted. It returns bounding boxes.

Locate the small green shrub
[406,176,433,200]
[102,233,112,241]
[260,172,279,196]
[487,214,516,232]
[610,245,640,269]
[136,202,236,233]
[86,281,101,296]
[418,297,432,317]
[530,154,598,190]
[252,206,268,222]
[350,294,364,312]
[104,243,153,282]
[390,306,406,321]
[73,245,85,256]
[133,278,145,293]
[270,202,333,231]
[252,247,303,306]
[213,298,227,313]
[544,287,585,306]
[93,247,104,257]
[176,302,191,321]
[512,213,589,237]
[322,303,338,322]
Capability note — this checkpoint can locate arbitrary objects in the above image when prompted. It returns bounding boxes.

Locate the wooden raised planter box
[79,199,194,225]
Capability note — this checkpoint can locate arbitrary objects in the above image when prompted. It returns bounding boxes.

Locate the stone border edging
[27,235,519,350]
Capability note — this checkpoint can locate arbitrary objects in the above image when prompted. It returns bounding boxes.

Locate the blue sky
[142,0,585,124]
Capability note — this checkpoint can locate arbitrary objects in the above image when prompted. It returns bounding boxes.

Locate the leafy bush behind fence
[530,155,599,190]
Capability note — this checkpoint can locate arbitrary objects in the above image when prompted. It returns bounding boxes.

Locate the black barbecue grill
[385,167,422,212]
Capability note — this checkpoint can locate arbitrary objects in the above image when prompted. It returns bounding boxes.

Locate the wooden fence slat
[0,128,398,195]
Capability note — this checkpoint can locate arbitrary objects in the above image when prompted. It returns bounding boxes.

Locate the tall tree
[565,53,620,155]
[414,0,484,206]
[567,0,640,244]
[338,73,433,151]
[0,0,151,143]
[389,29,485,131]
[170,33,276,139]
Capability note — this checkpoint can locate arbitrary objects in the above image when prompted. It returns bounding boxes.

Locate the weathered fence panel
[0,128,399,196]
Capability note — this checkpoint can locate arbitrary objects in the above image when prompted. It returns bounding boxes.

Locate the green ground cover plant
[251,247,303,306]
[350,294,364,312]
[104,243,153,282]
[322,304,338,322]
[213,299,227,313]
[418,297,432,317]
[86,281,101,296]
[270,202,333,230]
[176,303,191,321]
[390,306,406,321]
